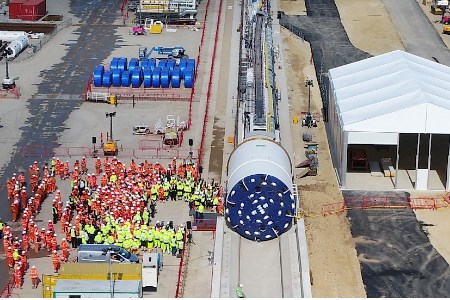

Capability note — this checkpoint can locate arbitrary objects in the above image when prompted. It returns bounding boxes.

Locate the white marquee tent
[328,50,450,190]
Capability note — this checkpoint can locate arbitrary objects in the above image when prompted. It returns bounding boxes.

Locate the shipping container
[41,274,58,298]
[8,0,27,19]
[20,0,46,21]
[53,280,142,298]
[58,262,142,280]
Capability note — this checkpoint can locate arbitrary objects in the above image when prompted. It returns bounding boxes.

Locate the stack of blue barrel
[92,57,196,89]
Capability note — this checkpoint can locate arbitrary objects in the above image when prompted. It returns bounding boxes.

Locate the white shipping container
[53,279,142,298]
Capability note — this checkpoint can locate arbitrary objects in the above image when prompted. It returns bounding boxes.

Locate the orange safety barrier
[322,202,345,216]
[322,196,448,216]
[409,198,437,210]
[345,196,410,209]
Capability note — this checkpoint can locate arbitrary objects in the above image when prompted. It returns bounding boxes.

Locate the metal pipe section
[6,35,29,58]
[226,137,295,241]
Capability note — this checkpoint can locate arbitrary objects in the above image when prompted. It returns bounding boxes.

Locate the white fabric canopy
[329,50,450,134]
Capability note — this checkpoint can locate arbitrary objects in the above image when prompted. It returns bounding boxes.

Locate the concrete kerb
[296,219,312,298]
[210,216,224,297]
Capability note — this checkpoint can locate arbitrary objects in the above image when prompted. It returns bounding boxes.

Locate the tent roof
[329,50,450,133]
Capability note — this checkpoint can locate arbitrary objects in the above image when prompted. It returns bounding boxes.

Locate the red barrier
[410,198,437,210]
[139,139,162,150]
[18,145,199,160]
[0,276,15,298]
[197,0,224,167]
[192,218,217,231]
[175,226,188,298]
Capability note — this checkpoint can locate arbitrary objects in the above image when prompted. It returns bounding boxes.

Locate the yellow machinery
[432,4,443,15]
[104,112,118,156]
[103,140,118,156]
[444,25,450,34]
[163,127,179,145]
[42,263,142,297]
[163,115,179,145]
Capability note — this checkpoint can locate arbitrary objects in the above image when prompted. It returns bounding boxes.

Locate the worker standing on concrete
[7,247,14,268]
[177,238,184,256]
[70,225,77,248]
[20,251,28,272]
[61,238,69,262]
[236,283,246,298]
[30,266,39,289]
[170,237,177,256]
[51,250,60,273]
[14,266,22,288]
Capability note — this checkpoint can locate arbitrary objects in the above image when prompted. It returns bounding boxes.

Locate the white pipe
[0,31,27,42]
[6,35,29,58]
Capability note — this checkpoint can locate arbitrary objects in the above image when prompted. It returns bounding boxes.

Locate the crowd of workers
[1,156,224,290]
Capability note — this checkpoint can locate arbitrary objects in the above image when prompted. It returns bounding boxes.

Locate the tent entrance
[396,133,448,190]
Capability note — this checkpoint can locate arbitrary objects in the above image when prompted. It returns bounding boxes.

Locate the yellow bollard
[293,116,299,124]
[110,95,115,105]
[227,136,234,144]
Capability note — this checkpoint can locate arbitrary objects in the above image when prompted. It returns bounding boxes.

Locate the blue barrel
[178,59,188,79]
[148,58,157,70]
[131,68,143,88]
[117,57,128,71]
[143,67,152,88]
[110,57,119,70]
[121,70,131,87]
[187,58,196,73]
[102,71,112,87]
[158,59,167,68]
[93,65,104,87]
[129,58,140,71]
[160,68,171,88]
[141,58,149,68]
[152,67,161,88]
[166,59,176,70]
[171,67,181,88]
[184,67,194,88]
[112,69,122,87]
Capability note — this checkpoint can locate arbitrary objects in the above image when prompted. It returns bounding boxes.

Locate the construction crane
[138,46,188,60]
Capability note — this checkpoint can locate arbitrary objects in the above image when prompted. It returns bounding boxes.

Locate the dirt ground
[280,0,411,297]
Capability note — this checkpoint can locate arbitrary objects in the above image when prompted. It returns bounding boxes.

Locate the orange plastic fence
[19,145,198,160]
[322,196,448,216]
[322,202,345,216]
